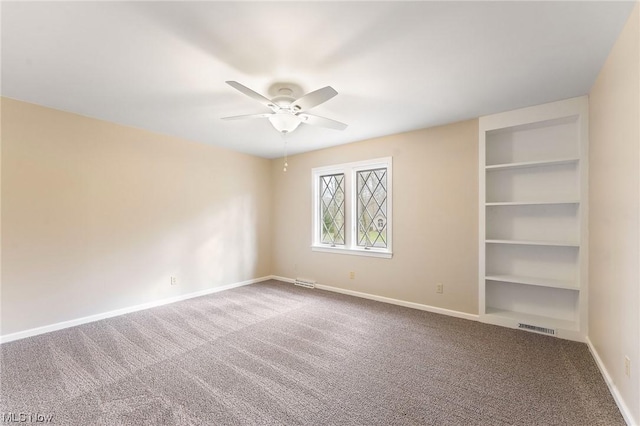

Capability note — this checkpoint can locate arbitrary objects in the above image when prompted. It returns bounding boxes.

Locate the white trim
[271,276,477,321]
[273,275,478,321]
[270,275,295,284]
[479,96,587,133]
[315,284,478,321]
[586,337,637,426]
[479,111,486,317]
[311,245,392,259]
[0,276,272,344]
[316,284,478,321]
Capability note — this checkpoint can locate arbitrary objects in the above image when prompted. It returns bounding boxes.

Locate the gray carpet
[0,280,624,425]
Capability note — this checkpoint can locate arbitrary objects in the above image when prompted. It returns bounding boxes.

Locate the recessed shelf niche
[479,96,588,342]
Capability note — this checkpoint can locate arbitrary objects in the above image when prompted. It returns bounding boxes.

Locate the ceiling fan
[222,81,348,134]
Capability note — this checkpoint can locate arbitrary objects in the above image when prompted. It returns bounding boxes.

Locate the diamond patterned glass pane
[320,174,345,245]
[357,168,387,248]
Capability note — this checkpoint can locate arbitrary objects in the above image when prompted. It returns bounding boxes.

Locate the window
[356,168,388,248]
[312,158,392,258]
[319,173,345,245]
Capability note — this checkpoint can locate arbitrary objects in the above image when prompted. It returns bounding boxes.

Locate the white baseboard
[270,275,295,284]
[271,275,478,321]
[586,337,637,426]
[0,276,272,344]
[316,283,479,321]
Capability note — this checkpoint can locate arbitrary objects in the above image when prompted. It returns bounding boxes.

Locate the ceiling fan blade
[221,113,273,120]
[225,81,277,111]
[298,113,348,131]
[291,86,338,112]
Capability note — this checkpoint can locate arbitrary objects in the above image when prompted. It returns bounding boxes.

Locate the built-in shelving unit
[479,97,588,342]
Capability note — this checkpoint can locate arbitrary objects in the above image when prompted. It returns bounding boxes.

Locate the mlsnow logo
[0,412,54,423]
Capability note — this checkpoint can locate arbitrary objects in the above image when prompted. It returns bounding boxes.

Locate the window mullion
[344,170,353,249]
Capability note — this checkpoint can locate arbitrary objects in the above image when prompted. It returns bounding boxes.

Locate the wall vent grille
[294,278,316,289]
[518,323,556,335]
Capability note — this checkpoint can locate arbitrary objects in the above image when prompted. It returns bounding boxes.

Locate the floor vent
[518,323,556,335]
[294,278,316,289]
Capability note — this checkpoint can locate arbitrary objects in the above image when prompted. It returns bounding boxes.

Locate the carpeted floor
[0,280,624,425]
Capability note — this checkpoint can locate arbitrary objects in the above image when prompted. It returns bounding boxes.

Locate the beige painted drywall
[1,98,272,336]
[589,2,640,423]
[270,120,479,314]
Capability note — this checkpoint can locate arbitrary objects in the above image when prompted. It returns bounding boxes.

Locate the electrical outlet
[625,356,631,377]
[436,283,443,294]
[170,276,177,286]
[349,271,355,280]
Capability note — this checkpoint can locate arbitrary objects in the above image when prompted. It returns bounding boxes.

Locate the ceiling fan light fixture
[268,113,302,134]
[222,81,347,134]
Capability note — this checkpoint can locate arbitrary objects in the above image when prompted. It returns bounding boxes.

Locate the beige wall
[589,2,640,424]
[1,98,272,335]
[270,120,479,314]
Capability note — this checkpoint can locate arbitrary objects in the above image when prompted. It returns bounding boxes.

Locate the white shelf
[486,200,580,206]
[485,239,579,247]
[484,308,578,332]
[485,275,578,290]
[485,163,579,203]
[486,158,579,171]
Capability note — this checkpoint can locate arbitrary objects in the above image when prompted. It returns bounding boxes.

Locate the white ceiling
[2,1,635,159]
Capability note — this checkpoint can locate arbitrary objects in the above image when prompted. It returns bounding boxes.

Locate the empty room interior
[1,1,639,425]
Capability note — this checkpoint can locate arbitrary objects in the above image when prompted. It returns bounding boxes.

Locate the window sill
[311,245,393,259]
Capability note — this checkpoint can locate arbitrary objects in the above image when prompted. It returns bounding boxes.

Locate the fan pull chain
[282,132,289,172]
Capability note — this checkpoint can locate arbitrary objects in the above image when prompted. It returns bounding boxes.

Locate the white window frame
[312,157,392,259]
